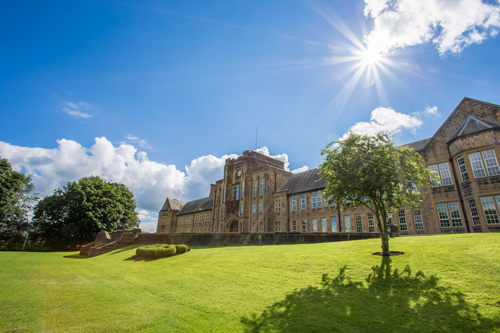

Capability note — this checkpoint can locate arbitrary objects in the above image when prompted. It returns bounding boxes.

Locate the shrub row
[135,244,189,259]
[0,246,55,252]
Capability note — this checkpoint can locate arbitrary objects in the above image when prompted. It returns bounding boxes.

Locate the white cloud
[343,107,423,140]
[61,101,92,119]
[124,134,153,150]
[0,139,295,232]
[255,147,291,171]
[424,105,439,115]
[291,166,309,174]
[364,0,500,55]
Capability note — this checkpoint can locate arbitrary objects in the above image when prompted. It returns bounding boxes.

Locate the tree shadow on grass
[241,257,498,332]
[63,254,89,259]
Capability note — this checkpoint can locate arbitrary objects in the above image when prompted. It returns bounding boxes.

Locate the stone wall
[136,232,380,247]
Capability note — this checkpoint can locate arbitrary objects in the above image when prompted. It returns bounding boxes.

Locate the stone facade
[157,97,500,236]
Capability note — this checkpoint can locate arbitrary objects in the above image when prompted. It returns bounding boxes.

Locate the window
[292,220,297,232]
[367,213,375,232]
[243,165,245,173]
[221,208,224,218]
[413,209,424,231]
[468,199,480,226]
[331,217,337,232]
[301,219,307,232]
[469,152,487,178]
[456,156,469,182]
[292,196,296,210]
[428,163,453,186]
[209,211,212,220]
[321,217,327,232]
[482,150,500,176]
[260,179,264,196]
[344,216,351,232]
[260,202,263,213]
[436,202,463,228]
[301,194,306,209]
[259,222,263,232]
[253,203,256,213]
[312,192,316,208]
[312,218,318,232]
[275,199,281,212]
[252,222,256,232]
[223,187,226,202]
[480,196,500,224]
[215,210,218,220]
[317,192,322,207]
[254,180,257,197]
[411,184,418,193]
[236,185,240,200]
[162,217,166,224]
[356,215,362,232]
[398,210,408,231]
[242,182,244,198]
[240,203,244,215]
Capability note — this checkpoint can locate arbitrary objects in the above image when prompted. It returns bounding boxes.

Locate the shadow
[63,254,89,259]
[241,257,498,332]
[108,244,143,255]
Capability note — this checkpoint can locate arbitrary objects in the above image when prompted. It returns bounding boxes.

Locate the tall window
[355,215,362,232]
[223,187,226,202]
[468,199,481,226]
[398,210,408,231]
[367,213,375,232]
[436,202,463,228]
[252,222,256,232]
[428,163,453,186]
[162,217,166,224]
[413,209,424,231]
[344,215,351,232]
[236,185,240,200]
[292,220,297,232]
[312,218,318,232]
[254,180,257,197]
[301,194,306,209]
[321,217,327,232]
[456,156,469,182]
[317,192,322,207]
[469,152,487,178]
[482,150,500,176]
[253,203,256,214]
[275,199,281,212]
[240,203,244,215]
[259,222,263,232]
[301,219,306,232]
[312,192,316,208]
[480,196,500,224]
[260,202,263,213]
[242,182,244,198]
[292,196,296,210]
[221,208,224,218]
[331,217,337,232]
[260,179,264,196]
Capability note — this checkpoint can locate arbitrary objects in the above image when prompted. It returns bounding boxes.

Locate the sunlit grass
[1,234,499,332]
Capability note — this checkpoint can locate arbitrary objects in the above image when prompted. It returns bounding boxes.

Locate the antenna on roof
[255,126,258,151]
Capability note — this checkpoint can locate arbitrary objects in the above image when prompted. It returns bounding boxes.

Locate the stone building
[157,198,185,233]
[156,97,500,235]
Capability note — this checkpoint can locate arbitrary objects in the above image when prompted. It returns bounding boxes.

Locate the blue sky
[2,0,500,231]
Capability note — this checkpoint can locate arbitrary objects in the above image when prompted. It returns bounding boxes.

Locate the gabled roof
[176,197,213,216]
[403,137,432,152]
[160,198,186,211]
[447,115,500,143]
[278,168,326,195]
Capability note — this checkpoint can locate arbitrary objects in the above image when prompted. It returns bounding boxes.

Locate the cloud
[255,147,291,171]
[124,134,153,150]
[424,105,439,115]
[0,139,296,232]
[344,107,422,139]
[364,0,500,55]
[291,166,309,174]
[61,101,92,119]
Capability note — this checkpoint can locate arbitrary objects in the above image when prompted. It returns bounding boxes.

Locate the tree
[319,132,432,255]
[0,157,37,244]
[33,176,139,248]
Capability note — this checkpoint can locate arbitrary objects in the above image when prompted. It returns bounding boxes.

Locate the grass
[1,233,500,332]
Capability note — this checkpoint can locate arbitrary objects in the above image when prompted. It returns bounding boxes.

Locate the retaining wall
[136,232,380,247]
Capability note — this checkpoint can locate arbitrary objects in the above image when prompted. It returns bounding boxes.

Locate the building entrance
[230,220,238,232]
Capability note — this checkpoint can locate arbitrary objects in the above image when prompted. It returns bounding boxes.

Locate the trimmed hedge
[135,244,188,259]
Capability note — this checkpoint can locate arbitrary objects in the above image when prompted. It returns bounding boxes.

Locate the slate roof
[160,198,186,211]
[278,168,326,195]
[447,115,500,143]
[176,197,213,216]
[403,137,432,152]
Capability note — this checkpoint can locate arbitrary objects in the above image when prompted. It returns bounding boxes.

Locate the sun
[361,48,382,65]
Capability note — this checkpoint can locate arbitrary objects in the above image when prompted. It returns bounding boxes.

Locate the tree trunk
[381,228,390,255]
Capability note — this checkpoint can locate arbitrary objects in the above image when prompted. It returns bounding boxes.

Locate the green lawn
[1,234,499,333]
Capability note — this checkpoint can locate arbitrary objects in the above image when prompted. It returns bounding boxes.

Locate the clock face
[237,170,241,177]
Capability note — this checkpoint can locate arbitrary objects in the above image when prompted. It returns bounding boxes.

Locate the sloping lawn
[1,233,499,332]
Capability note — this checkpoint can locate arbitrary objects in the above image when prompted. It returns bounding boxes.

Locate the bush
[155,246,176,258]
[136,247,146,256]
[25,246,53,252]
[176,244,188,254]
[145,247,156,258]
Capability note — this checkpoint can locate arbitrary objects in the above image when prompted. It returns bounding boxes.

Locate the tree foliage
[319,132,432,255]
[33,176,139,248]
[0,157,37,244]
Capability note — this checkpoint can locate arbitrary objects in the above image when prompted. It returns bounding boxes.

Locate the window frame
[355,214,362,232]
[413,209,424,231]
[331,216,337,232]
[312,218,318,232]
[398,210,408,231]
[367,213,375,232]
[480,196,500,224]
[301,219,307,232]
[456,156,469,182]
[292,196,296,211]
[301,194,306,209]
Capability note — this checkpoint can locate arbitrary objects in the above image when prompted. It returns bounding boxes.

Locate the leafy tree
[33,176,138,248]
[319,132,432,255]
[0,157,37,244]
